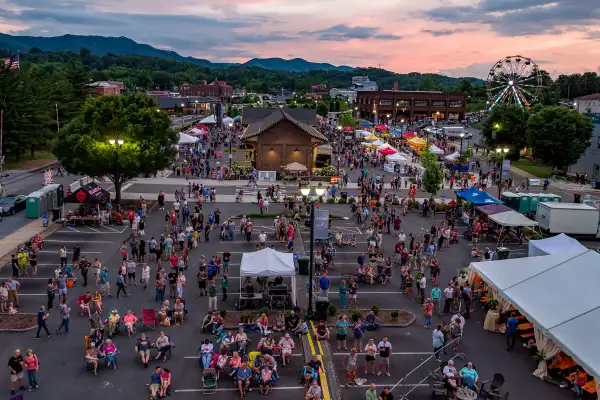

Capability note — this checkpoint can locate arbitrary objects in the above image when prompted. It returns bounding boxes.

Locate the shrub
[407,199,420,209]
[219,308,227,318]
[391,310,399,320]
[224,147,230,152]
[302,195,308,203]
[351,311,363,322]
[327,304,337,317]
[239,312,250,323]
[408,177,417,184]
[232,148,237,153]
[435,203,447,212]
[259,307,270,316]
[348,197,356,204]
[337,197,347,204]
[326,197,336,204]
[371,304,380,316]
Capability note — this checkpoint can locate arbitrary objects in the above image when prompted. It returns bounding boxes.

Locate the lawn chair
[341,265,353,280]
[77,295,88,317]
[479,373,506,399]
[142,308,158,330]
[202,368,218,394]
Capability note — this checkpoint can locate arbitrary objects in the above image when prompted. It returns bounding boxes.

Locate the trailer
[536,202,600,237]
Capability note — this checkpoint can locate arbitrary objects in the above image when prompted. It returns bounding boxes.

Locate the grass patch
[3,150,56,170]
[512,159,552,178]
[471,122,484,130]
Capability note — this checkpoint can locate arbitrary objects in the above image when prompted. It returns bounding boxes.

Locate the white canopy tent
[223,116,234,126]
[445,151,460,161]
[470,250,600,389]
[189,127,206,135]
[178,132,200,144]
[429,144,444,154]
[528,233,588,257]
[387,153,408,163]
[489,210,538,227]
[240,248,297,306]
[200,114,217,124]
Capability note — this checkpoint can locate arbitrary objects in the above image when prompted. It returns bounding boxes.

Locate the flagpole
[55,103,60,132]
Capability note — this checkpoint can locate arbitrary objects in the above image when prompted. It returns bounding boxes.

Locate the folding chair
[142,308,158,330]
[341,265,353,280]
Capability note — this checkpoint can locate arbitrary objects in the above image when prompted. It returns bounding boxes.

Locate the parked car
[0,195,26,215]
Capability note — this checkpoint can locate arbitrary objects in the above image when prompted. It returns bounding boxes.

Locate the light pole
[228,122,234,169]
[496,147,509,197]
[194,100,198,121]
[109,139,124,210]
[336,155,341,176]
[180,103,185,131]
[459,132,465,157]
[300,184,326,320]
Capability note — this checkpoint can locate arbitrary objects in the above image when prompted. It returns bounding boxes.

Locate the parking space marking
[332,352,432,356]
[0,277,47,280]
[43,240,116,244]
[37,250,103,254]
[183,353,303,359]
[342,383,428,388]
[18,293,46,296]
[55,226,128,234]
[175,386,306,393]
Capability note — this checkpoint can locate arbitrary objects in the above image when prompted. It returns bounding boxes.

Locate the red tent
[197,125,208,130]
[343,126,354,132]
[403,131,415,137]
[378,147,397,155]
[375,124,388,131]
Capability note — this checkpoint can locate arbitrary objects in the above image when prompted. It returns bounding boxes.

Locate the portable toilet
[538,193,551,204]
[26,191,44,218]
[529,193,539,212]
[518,193,530,213]
[501,192,521,211]
[56,184,64,207]
[547,193,561,203]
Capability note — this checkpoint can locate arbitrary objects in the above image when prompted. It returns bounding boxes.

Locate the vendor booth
[429,144,444,155]
[469,250,600,397]
[360,121,373,127]
[223,116,234,126]
[178,132,200,144]
[239,248,297,308]
[528,234,588,257]
[199,114,217,124]
[63,182,112,225]
[456,187,503,205]
[488,210,537,227]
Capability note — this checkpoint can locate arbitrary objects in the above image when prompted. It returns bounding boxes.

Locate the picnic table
[518,322,533,330]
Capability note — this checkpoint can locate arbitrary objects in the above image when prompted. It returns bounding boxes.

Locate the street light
[299,184,326,320]
[496,147,509,197]
[194,100,199,120]
[109,139,124,210]
[337,125,342,131]
[494,123,500,129]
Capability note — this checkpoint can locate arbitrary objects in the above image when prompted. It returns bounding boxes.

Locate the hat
[285,333,290,338]
[111,309,118,313]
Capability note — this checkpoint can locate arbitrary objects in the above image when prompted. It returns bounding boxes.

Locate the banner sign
[313,209,330,240]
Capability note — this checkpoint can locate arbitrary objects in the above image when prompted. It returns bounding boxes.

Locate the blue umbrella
[390,130,402,135]
[360,121,374,127]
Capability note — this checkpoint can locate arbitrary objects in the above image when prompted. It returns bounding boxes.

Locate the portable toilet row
[26,184,65,218]
[501,192,561,213]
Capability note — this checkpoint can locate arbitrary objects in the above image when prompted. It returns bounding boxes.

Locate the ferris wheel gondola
[486,55,543,112]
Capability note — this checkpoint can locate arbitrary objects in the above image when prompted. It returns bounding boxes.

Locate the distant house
[241,108,327,171]
[89,81,124,96]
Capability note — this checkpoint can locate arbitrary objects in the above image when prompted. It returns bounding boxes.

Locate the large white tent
[178,132,199,144]
[445,151,460,161]
[223,116,234,125]
[429,144,444,154]
[387,153,408,163]
[200,114,217,124]
[489,210,538,227]
[528,233,588,257]
[470,250,600,388]
[189,127,206,135]
[240,248,297,306]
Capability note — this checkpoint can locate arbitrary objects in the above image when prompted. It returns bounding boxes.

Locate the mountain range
[0,33,356,73]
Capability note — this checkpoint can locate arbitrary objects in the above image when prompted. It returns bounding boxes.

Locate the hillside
[0,33,353,73]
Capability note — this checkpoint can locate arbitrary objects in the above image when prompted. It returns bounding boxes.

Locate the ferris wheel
[486,55,543,112]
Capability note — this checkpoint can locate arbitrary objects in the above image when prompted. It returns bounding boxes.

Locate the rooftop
[241,108,326,142]
[575,94,600,101]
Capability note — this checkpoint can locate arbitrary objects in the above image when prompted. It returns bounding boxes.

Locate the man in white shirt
[258,231,267,249]
[419,276,427,304]
[398,232,406,244]
[452,312,466,330]
[173,200,181,216]
[443,284,454,314]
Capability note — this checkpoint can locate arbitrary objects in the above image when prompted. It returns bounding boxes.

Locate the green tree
[419,75,439,91]
[459,79,472,94]
[481,104,529,159]
[53,93,177,205]
[420,148,444,195]
[527,106,594,170]
[316,101,329,117]
[338,113,357,129]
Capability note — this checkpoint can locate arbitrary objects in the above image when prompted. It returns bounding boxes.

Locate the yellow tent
[408,137,427,145]
[366,133,379,141]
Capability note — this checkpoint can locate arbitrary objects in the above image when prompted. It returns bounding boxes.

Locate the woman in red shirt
[23,349,39,390]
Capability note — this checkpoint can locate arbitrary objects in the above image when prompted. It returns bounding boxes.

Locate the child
[8,301,17,315]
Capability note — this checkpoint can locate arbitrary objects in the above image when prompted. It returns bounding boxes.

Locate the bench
[520,332,534,339]
[518,322,533,330]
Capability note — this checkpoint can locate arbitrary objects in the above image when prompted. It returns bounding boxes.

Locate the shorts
[10,371,24,382]
[337,333,347,341]
[365,355,375,361]
[199,281,207,289]
[128,272,135,279]
[139,349,150,357]
[350,294,357,299]
[380,356,390,364]
[150,383,160,392]
[58,288,67,295]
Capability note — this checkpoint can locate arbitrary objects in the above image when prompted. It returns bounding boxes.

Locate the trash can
[574,193,581,203]
[496,247,510,260]
[340,192,348,200]
[297,255,310,276]
[315,299,330,321]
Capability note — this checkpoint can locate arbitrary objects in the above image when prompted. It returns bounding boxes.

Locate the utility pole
[55,104,60,132]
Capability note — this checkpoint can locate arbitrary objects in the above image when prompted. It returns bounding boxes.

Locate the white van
[442,126,471,139]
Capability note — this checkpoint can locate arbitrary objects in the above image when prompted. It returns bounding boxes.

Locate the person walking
[506,312,519,352]
[7,276,20,308]
[423,299,433,329]
[221,275,228,302]
[339,279,348,310]
[432,325,444,361]
[116,271,129,299]
[35,306,52,339]
[443,283,453,314]
[23,349,39,391]
[56,300,71,334]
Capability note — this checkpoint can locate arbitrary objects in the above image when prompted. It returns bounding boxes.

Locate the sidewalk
[0,218,56,269]
[510,166,600,192]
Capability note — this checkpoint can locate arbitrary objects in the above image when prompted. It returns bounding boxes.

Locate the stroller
[449,229,459,244]
[202,368,218,394]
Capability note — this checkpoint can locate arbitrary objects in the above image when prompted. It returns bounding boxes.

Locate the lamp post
[459,132,465,158]
[228,122,234,169]
[336,155,341,176]
[299,184,326,320]
[496,147,509,197]
[180,103,185,131]
[109,139,124,210]
[194,100,198,121]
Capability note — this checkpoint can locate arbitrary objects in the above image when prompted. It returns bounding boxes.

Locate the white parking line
[0,277,48,280]
[333,352,432,356]
[17,293,46,296]
[43,240,116,244]
[176,386,305,393]
[37,250,103,254]
[184,353,303,359]
[343,383,428,388]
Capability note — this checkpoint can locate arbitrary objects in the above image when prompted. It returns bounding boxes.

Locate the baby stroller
[202,368,218,394]
[449,229,459,244]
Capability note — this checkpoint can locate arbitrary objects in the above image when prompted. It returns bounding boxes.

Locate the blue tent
[456,187,503,205]
[360,121,374,127]
[390,130,402,135]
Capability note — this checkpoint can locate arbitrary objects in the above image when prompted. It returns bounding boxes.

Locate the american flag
[3,54,19,70]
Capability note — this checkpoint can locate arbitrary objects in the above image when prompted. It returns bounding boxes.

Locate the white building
[352,76,370,84]
[329,88,356,102]
[571,94,600,185]
[352,81,378,92]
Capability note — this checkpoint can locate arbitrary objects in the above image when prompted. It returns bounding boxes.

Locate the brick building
[356,90,468,123]
[89,81,124,96]
[179,80,233,102]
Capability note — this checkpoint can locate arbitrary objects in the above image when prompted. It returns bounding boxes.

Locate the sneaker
[34,337,41,340]
[10,390,15,395]
[377,372,382,376]
[386,372,390,377]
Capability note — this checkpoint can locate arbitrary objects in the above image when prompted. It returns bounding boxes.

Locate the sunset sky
[0,0,599,78]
